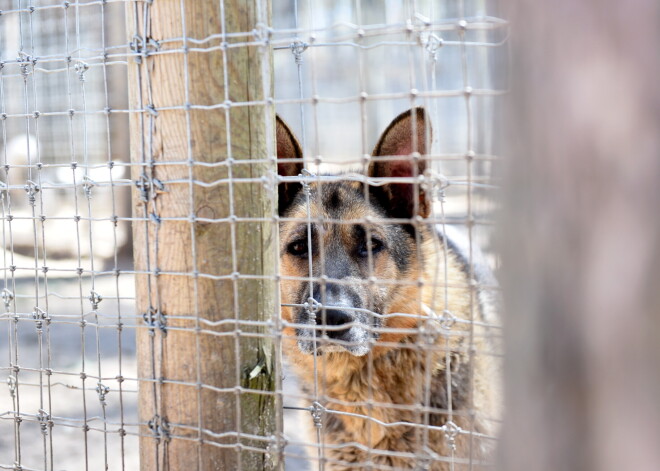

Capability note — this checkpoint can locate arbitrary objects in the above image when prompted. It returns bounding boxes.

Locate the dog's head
[278,108,432,357]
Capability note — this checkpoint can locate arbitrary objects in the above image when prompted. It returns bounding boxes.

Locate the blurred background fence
[0,0,507,470]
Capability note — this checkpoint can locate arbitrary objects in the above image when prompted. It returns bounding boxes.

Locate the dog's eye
[287,239,309,257]
[358,238,384,258]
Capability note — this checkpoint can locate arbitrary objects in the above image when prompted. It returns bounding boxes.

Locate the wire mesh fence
[1,2,135,471]
[1,1,506,470]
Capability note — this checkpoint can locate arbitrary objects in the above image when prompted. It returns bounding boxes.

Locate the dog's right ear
[276,115,304,215]
[368,108,431,219]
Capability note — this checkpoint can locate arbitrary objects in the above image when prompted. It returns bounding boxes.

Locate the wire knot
[310,401,325,429]
[7,375,17,398]
[443,420,461,451]
[17,51,35,78]
[300,169,316,196]
[148,415,171,442]
[424,33,444,61]
[143,307,167,336]
[130,35,160,63]
[440,309,456,330]
[74,61,89,82]
[83,175,95,199]
[89,290,103,310]
[24,180,40,206]
[37,409,51,435]
[304,297,322,320]
[423,169,450,203]
[96,382,110,406]
[32,307,49,331]
[290,40,309,65]
[2,289,14,308]
[135,174,166,203]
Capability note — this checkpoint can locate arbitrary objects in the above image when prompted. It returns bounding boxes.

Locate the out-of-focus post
[499,1,660,470]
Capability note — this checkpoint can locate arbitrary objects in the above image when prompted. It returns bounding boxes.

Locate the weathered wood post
[126,1,278,469]
[499,0,660,470]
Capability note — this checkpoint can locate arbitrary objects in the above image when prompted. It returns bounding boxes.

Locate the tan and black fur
[278,109,500,470]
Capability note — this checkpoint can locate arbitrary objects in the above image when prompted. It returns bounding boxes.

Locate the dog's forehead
[286,180,382,220]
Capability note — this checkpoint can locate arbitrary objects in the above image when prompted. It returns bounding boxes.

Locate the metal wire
[0,1,505,470]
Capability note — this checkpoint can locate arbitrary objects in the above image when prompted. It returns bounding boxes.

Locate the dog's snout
[317,308,352,340]
[305,282,363,343]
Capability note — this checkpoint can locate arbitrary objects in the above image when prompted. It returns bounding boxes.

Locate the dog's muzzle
[295,284,373,356]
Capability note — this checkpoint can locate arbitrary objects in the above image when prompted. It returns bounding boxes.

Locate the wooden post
[499,1,660,471]
[126,1,278,470]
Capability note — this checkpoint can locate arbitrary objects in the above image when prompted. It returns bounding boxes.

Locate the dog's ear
[276,115,304,215]
[368,107,431,219]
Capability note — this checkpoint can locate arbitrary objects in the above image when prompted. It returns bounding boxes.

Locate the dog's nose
[317,308,352,340]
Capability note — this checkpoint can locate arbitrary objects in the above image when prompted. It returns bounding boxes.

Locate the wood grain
[126,1,277,469]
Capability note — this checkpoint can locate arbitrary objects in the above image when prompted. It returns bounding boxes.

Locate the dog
[277,108,500,470]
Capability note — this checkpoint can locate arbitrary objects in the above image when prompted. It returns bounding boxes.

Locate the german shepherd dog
[277,108,500,470]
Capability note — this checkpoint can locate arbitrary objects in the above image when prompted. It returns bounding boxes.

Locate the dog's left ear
[276,115,304,215]
[368,107,431,219]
